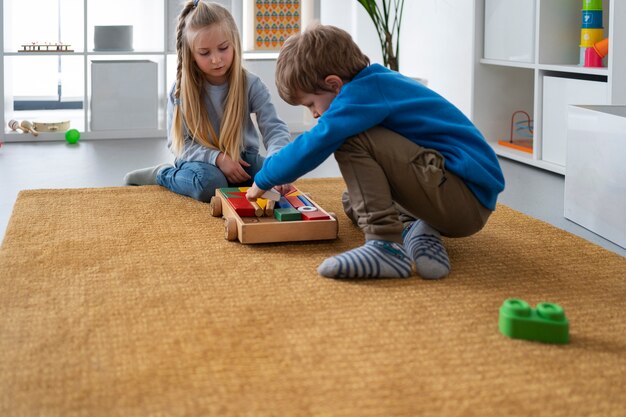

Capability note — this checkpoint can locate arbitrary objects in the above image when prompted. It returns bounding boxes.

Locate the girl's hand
[216,153,251,184]
[246,182,266,201]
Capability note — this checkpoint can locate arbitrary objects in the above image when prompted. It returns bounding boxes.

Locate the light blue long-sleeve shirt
[166,70,291,165]
[254,64,505,210]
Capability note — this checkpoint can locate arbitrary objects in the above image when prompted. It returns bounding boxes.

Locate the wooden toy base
[210,187,338,244]
[498,139,533,154]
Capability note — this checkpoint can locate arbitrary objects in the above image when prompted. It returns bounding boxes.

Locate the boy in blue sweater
[246,24,505,279]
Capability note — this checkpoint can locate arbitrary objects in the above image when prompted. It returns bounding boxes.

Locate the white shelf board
[490,142,565,175]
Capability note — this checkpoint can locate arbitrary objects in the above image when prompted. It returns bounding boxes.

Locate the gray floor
[1,137,624,258]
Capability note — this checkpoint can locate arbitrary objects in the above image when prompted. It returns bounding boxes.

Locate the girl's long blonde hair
[171,1,247,161]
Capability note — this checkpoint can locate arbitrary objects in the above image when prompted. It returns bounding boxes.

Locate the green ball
[65,129,80,144]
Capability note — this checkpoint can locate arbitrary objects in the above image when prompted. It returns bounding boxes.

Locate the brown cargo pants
[334,126,493,244]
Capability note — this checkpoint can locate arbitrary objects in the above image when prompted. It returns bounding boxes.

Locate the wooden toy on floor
[210,186,338,244]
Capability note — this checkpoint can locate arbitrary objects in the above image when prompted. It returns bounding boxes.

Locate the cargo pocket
[410,149,446,188]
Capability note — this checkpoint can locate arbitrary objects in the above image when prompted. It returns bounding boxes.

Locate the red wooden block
[301,210,331,221]
[286,195,305,209]
[227,197,256,217]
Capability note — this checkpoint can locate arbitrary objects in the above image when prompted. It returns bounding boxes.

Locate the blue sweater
[255,64,505,210]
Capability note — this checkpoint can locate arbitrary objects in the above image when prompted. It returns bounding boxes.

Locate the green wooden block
[498,298,569,344]
[274,208,302,221]
[219,187,243,193]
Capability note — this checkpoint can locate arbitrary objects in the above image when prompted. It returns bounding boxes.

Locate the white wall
[400,0,474,116]
[320,0,474,117]
[243,0,475,130]
[243,59,308,132]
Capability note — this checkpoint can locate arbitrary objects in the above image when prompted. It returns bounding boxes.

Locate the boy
[246,24,505,279]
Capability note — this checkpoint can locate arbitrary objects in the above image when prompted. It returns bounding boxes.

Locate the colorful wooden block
[224,191,247,199]
[265,200,275,216]
[250,200,264,217]
[297,194,314,206]
[211,187,338,244]
[286,195,305,209]
[301,210,330,221]
[227,196,256,217]
[256,199,268,209]
[274,208,302,221]
[277,196,293,209]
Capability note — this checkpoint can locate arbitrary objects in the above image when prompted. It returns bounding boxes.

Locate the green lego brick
[274,208,302,221]
[498,298,569,344]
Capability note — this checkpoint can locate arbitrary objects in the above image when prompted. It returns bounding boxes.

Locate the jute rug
[1,178,624,417]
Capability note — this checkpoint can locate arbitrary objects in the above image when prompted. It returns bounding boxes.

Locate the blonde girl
[124,0,291,202]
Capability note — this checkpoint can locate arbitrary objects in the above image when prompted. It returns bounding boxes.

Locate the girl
[124,0,291,202]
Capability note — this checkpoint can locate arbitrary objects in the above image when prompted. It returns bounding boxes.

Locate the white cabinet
[91,60,158,131]
[542,75,608,166]
[0,0,173,141]
[565,105,626,248]
[472,0,626,175]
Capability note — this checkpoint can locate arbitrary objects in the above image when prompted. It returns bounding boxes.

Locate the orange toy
[593,38,609,58]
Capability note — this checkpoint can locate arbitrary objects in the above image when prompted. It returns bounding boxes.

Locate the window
[6,0,84,110]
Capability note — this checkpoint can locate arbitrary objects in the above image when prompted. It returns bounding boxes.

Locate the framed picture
[246,0,305,51]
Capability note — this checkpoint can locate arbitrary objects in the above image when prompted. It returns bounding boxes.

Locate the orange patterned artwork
[254,0,301,50]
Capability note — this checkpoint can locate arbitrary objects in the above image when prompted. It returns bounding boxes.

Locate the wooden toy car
[210,187,338,244]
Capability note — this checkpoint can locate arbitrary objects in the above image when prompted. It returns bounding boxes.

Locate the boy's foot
[317,240,412,279]
[124,164,171,186]
[403,220,450,279]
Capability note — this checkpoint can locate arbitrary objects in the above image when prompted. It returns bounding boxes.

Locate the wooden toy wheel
[210,196,222,217]
[224,217,237,241]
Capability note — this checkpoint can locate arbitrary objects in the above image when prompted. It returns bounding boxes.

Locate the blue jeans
[157,149,265,202]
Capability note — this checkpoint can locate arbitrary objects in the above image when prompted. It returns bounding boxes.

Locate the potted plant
[356,0,405,71]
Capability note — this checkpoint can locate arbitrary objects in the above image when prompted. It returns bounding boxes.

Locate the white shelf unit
[1,0,174,142]
[472,0,626,175]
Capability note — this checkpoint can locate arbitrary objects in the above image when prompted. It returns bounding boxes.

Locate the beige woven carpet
[1,178,625,417]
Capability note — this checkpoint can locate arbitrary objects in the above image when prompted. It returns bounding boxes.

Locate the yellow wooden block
[238,187,250,192]
[257,198,267,209]
[287,190,302,196]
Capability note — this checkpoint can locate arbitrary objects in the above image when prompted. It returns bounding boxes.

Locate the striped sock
[317,240,412,279]
[402,220,450,279]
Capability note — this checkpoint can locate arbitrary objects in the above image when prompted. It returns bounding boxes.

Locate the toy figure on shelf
[8,119,39,137]
[498,110,533,154]
[8,119,71,137]
[8,119,24,133]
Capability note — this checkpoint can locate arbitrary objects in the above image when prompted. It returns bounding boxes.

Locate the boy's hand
[274,184,296,195]
[246,182,266,201]
[216,153,251,184]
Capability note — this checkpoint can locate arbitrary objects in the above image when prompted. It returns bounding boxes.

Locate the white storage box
[542,76,607,167]
[565,105,626,249]
[91,60,158,130]
[484,0,535,62]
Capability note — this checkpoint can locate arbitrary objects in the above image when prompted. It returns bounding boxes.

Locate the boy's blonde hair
[171,0,246,161]
[276,23,370,105]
